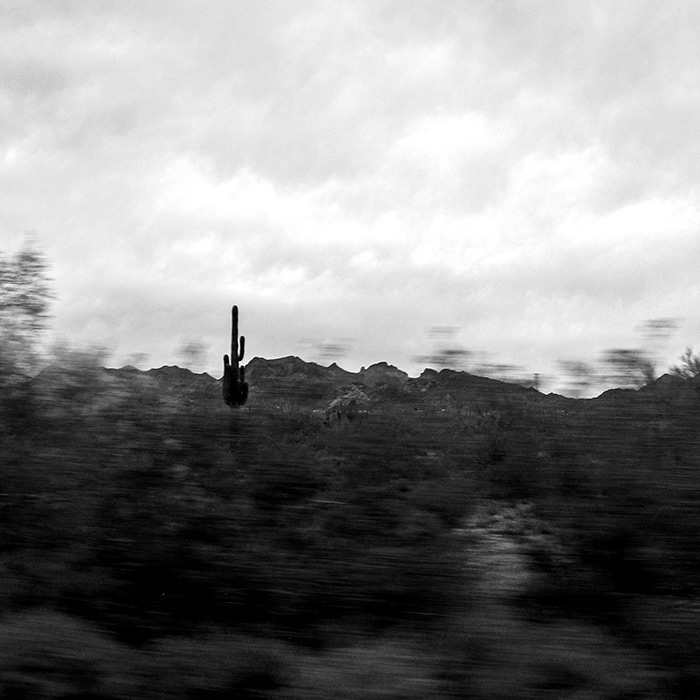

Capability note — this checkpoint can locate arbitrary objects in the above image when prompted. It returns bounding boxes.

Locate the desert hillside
[1,357,700,697]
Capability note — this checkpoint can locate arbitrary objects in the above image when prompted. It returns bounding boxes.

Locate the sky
[2,0,700,393]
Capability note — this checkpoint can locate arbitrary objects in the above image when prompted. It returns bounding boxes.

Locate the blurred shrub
[280,639,445,700]
[0,608,141,698]
[0,239,52,385]
[144,631,294,699]
[443,606,664,699]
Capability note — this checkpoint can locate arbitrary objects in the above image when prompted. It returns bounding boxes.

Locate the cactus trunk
[223,305,249,406]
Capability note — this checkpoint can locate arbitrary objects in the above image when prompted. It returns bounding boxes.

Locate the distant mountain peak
[418,368,439,379]
[357,362,408,387]
[245,355,352,380]
[244,356,413,388]
[146,365,216,380]
[648,373,685,388]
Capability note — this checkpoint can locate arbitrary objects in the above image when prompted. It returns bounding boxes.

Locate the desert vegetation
[2,243,700,697]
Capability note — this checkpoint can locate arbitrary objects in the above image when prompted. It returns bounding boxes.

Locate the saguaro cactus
[223,305,249,406]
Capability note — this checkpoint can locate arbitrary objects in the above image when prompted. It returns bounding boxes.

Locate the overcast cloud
[2,0,700,392]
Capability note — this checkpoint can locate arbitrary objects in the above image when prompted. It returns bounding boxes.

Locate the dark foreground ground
[1,359,700,698]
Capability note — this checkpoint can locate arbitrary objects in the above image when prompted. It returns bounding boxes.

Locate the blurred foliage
[1,353,700,698]
[598,348,656,389]
[175,338,210,373]
[670,347,700,379]
[2,250,700,696]
[414,326,473,371]
[0,237,52,384]
[557,360,596,398]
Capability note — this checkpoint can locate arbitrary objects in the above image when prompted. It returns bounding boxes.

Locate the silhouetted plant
[669,347,700,379]
[599,348,656,388]
[223,304,249,406]
[0,237,52,384]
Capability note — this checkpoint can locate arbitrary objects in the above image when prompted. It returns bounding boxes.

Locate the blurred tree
[176,338,210,372]
[0,236,52,383]
[669,347,700,379]
[599,348,655,389]
[413,326,473,370]
[125,351,150,368]
[636,317,679,345]
[472,360,532,386]
[595,317,680,390]
[299,337,353,363]
[557,318,680,394]
[558,360,596,398]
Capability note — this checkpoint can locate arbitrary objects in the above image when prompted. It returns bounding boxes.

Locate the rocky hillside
[4,353,700,697]
[36,355,697,420]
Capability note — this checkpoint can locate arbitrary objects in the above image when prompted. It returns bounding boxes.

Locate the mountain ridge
[31,356,700,411]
